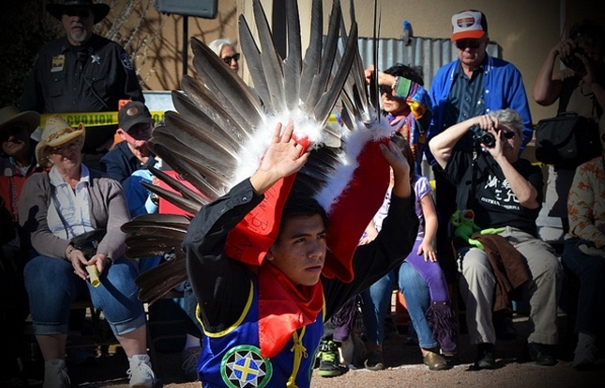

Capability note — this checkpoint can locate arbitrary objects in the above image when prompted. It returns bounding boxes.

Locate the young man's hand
[250,119,310,195]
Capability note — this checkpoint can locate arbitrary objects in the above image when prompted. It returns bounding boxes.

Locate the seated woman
[361,134,457,371]
[360,64,456,371]
[562,119,605,369]
[18,115,155,388]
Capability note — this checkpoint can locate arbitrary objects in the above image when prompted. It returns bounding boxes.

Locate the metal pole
[182,15,188,76]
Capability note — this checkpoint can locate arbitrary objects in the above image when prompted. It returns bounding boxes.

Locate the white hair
[209,38,236,56]
[489,108,524,136]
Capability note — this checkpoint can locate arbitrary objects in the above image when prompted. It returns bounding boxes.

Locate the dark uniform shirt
[21,34,144,153]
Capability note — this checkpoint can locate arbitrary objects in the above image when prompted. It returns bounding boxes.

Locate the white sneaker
[181,346,201,381]
[128,354,156,388]
[43,359,70,388]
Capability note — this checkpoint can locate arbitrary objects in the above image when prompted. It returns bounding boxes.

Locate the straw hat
[46,0,110,25]
[0,106,40,135]
[35,115,85,167]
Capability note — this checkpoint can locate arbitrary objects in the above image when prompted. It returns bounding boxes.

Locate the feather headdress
[122,0,393,307]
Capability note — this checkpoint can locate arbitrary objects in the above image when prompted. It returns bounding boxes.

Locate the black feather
[252,0,286,113]
[299,0,323,103]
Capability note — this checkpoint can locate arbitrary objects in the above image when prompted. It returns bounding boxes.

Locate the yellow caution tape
[39,111,338,128]
[39,111,167,128]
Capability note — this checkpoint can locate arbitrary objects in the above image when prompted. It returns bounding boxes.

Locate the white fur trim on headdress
[315,117,392,214]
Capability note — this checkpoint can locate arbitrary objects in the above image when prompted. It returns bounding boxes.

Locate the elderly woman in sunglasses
[429,108,561,369]
[209,38,240,73]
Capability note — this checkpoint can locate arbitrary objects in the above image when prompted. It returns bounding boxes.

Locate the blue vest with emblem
[197,276,325,388]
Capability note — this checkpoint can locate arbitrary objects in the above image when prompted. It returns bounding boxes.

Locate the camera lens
[481,132,496,148]
[562,47,585,72]
[471,125,496,148]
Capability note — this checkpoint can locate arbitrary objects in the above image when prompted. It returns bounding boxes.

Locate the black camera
[471,126,496,148]
[561,47,585,72]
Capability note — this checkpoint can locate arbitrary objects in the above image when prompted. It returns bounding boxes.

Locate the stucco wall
[134,0,604,124]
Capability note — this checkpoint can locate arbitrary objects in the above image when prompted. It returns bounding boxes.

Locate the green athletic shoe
[317,340,343,377]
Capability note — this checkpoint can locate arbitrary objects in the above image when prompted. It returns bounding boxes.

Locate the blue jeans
[562,238,605,336]
[24,255,146,336]
[399,262,439,350]
[361,262,438,350]
[361,269,396,345]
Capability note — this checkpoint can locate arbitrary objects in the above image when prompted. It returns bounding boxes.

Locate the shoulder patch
[120,52,133,70]
[221,345,272,388]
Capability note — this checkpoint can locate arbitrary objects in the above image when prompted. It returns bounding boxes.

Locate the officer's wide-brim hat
[35,115,86,167]
[46,0,110,24]
[0,106,40,135]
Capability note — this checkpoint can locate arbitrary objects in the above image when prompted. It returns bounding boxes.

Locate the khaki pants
[457,226,562,345]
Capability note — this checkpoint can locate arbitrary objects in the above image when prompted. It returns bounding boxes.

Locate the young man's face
[267,214,327,286]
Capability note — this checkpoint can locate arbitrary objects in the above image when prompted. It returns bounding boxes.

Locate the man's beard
[69,24,89,43]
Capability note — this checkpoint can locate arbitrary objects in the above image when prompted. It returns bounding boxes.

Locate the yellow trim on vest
[320,293,327,323]
[286,327,308,387]
[203,279,255,338]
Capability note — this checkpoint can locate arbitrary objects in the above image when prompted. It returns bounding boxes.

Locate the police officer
[20,0,144,170]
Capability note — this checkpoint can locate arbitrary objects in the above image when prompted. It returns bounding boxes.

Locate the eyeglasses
[64,9,91,18]
[455,39,482,50]
[51,141,81,155]
[502,131,516,139]
[222,53,240,64]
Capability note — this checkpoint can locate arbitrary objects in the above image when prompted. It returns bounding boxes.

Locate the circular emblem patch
[221,345,272,388]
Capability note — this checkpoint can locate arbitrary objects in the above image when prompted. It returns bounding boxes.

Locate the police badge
[120,52,133,70]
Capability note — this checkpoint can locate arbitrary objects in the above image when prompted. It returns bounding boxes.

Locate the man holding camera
[429,109,561,369]
[424,10,534,293]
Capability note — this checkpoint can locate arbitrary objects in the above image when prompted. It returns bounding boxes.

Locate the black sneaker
[317,340,342,377]
[475,343,495,369]
[527,342,557,366]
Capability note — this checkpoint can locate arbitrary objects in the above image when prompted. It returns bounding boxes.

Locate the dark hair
[384,63,424,86]
[570,19,605,51]
[390,132,415,182]
[279,194,329,235]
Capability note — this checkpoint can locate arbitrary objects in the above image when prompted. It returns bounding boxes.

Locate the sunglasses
[222,53,240,64]
[64,9,91,18]
[379,85,392,95]
[455,40,482,50]
[127,123,153,136]
[502,131,516,139]
[0,124,29,142]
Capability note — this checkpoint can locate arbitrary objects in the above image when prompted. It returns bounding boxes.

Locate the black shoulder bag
[534,112,601,168]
